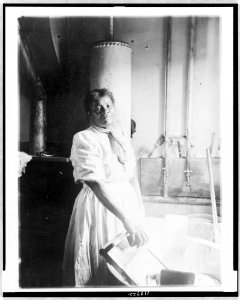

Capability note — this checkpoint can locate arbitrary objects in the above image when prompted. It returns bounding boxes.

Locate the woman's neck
[90,121,112,130]
[91,123,113,132]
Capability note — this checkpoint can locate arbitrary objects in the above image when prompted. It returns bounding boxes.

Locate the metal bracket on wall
[184,167,192,186]
[161,166,168,187]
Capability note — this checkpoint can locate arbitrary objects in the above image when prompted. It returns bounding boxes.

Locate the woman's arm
[86,180,147,246]
[86,180,127,223]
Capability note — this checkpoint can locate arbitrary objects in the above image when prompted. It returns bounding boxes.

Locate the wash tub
[100,215,221,287]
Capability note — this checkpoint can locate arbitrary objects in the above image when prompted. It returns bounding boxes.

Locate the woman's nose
[101,107,109,114]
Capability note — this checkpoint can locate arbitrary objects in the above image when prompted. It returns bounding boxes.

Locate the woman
[63,88,148,286]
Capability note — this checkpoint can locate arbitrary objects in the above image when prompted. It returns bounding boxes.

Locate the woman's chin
[95,121,112,128]
[101,119,113,126]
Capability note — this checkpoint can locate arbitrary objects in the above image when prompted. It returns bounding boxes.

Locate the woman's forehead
[92,96,113,106]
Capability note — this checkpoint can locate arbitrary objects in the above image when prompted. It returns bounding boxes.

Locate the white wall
[191,17,220,157]
[115,17,220,159]
[114,18,165,157]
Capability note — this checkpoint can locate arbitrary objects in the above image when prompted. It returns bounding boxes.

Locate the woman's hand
[123,218,148,247]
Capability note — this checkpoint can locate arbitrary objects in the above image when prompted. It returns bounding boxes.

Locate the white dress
[62,125,145,286]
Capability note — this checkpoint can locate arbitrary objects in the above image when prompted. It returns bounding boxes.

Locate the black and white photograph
[2,2,237,296]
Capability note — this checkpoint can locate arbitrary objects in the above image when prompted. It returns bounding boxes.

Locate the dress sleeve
[70,132,105,183]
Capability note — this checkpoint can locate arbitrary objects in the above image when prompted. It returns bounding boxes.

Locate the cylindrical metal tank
[29,80,47,155]
[90,41,132,136]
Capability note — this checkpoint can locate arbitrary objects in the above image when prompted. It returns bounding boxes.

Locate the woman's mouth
[100,114,110,120]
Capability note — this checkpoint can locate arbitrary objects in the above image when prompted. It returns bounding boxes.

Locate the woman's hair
[85,88,115,114]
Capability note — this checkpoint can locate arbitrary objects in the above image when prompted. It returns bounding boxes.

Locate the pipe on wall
[29,80,47,155]
[184,17,196,187]
[19,31,47,155]
[162,17,172,197]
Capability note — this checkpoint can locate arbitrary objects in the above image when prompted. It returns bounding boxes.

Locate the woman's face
[90,96,115,128]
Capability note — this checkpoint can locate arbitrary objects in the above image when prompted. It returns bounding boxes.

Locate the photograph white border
[3,4,237,294]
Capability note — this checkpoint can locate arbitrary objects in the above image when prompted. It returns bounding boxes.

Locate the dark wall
[19,17,110,153]
[19,160,81,287]
[19,46,34,142]
[47,17,110,145]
